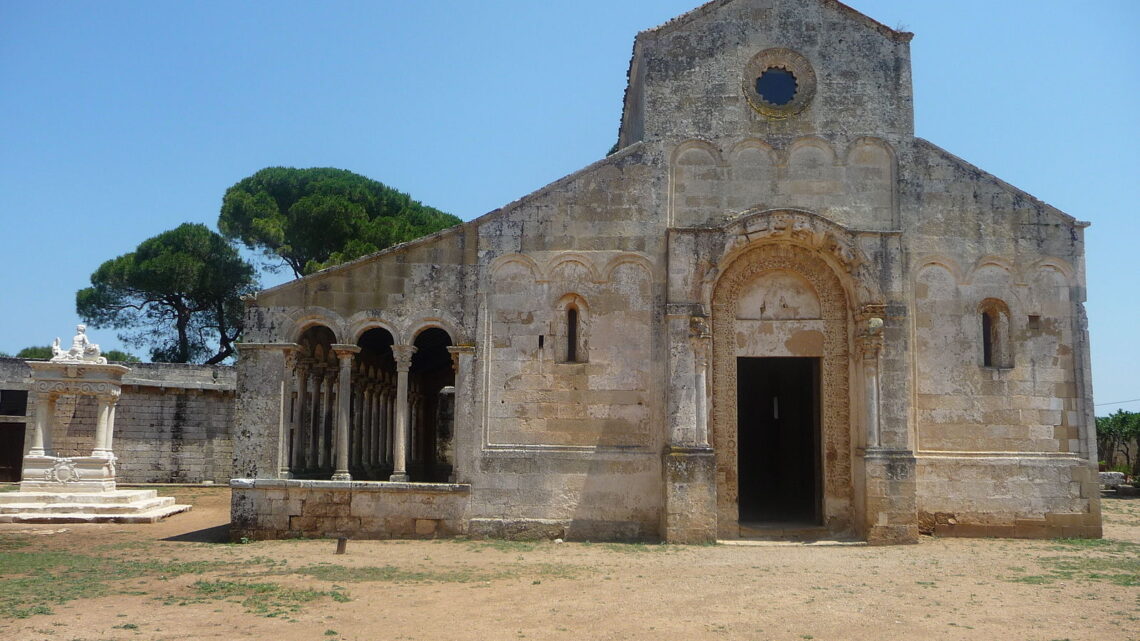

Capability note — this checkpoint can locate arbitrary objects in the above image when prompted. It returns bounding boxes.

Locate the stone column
[317,367,333,470]
[380,380,394,460]
[361,381,373,470]
[371,382,382,467]
[858,318,884,449]
[305,364,322,470]
[386,385,395,465]
[446,344,475,482]
[689,321,711,447]
[290,359,311,473]
[92,393,115,457]
[389,344,417,482]
[104,395,119,453]
[29,392,56,456]
[331,344,360,481]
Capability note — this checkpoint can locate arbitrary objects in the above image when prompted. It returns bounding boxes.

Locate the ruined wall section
[903,141,1099,537]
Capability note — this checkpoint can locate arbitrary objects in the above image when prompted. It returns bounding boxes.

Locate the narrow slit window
[566,307,578,363]
[982,311,995,367]
[979,298,1012,368]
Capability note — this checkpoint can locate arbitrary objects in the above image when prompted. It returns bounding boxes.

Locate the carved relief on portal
[710,242,851,536]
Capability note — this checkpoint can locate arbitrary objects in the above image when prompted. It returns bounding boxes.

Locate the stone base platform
[0,489,191,523]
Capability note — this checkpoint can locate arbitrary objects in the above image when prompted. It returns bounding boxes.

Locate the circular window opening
[755,67,797,105]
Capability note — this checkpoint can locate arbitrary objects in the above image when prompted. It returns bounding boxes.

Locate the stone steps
[0,489,191,523]
[0,489,163,505]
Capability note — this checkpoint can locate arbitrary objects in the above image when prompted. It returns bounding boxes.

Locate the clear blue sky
[1,1,1137,414]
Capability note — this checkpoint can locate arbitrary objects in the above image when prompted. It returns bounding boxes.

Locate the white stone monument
[0,326,190,523]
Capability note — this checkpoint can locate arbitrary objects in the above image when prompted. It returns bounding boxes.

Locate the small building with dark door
[230,0,1101,544]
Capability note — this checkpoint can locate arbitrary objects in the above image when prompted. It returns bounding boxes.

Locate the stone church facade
[231,0,1100,544]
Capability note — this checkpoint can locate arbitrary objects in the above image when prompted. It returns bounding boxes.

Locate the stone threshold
[718,539,866,548]
[231,478,471,493]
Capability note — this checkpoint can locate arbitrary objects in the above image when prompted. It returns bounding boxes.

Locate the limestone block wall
[1,359,236,484]
[621,0,914,150]
[230,479,470,540]
[670,137,896,230]
[247,224,471,340]
[460,149,668,540]
[482,252,655,448]
[114,385,234,484]
[904,142,1098,536]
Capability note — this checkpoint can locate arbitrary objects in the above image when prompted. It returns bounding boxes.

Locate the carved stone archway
[710,242,852,538]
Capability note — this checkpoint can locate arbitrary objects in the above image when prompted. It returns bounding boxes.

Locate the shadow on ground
[163,523,230,543]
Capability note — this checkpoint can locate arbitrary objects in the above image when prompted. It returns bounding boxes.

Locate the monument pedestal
[0,345,190,523]
[20,454,118,492]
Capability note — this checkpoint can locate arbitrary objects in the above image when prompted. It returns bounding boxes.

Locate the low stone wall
[230,479,471,540]
[916,455,1102,538]
[1,358,235,484]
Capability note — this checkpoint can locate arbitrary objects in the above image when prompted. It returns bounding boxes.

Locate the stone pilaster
[662,308,717,544]
[233,343,296,479]
[447,344,475,483]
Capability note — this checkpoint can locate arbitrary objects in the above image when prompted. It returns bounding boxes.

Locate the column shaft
[331,345,360,480]
[92,396,112,457]
[389,345,417,481]
[29,393,55,456]
[290,365,309,471]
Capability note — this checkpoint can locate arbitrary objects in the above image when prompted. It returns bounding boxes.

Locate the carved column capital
[331,344,361,361]
[391,344,417,372]
[857,317,884,358]
[446,345,474,372]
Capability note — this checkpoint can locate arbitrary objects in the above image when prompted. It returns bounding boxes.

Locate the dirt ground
[1,486,1137,641]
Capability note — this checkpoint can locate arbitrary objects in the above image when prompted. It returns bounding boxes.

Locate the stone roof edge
[466,141,645,227]
[252,142,646,298]
[637,0,912,43]
[914,138,1088,228]
[253,222,467,297]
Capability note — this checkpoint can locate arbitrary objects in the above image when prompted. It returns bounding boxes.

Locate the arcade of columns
[284,342,459,482]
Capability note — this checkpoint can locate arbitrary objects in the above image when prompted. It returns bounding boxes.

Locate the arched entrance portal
[711,243,852,538]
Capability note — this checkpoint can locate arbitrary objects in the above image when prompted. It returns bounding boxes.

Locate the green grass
[181,580,350,617]
[0,543,219,619]
[467,540,540,553]
[292,560,583,585]
[1008,539,1140,586]
[600,542,670,554]
[295,563,504,584]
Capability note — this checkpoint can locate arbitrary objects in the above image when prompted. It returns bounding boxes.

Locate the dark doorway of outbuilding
[736,357,820,526]
[0,390,28,482]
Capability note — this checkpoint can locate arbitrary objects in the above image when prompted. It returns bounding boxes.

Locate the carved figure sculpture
[49,324,107,364]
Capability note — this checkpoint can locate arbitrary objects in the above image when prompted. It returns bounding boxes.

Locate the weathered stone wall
[1,358,235,484]
[904,141,1099,536]
[621,0,914,151]
[229,0,1098,542]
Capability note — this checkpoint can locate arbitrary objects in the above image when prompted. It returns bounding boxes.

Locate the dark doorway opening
[0,390,29,482]
[736,357,820,525]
